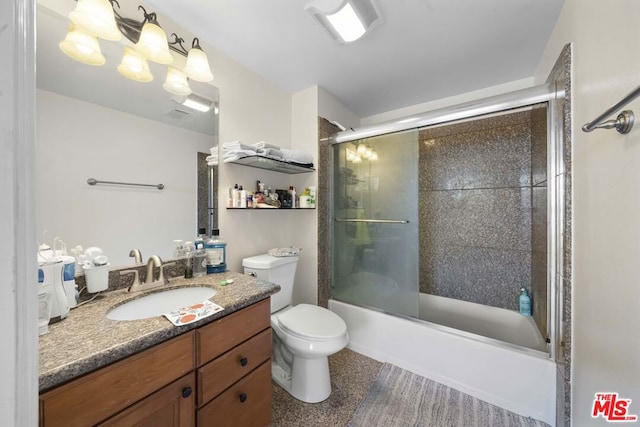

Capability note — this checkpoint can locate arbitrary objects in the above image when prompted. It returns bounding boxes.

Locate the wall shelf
[227,156,315,174]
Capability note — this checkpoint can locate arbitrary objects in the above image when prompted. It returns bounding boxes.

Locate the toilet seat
[277,304,347,341]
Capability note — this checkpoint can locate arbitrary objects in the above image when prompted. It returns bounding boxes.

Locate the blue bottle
[519,288,531,316]
[205,229,227,274]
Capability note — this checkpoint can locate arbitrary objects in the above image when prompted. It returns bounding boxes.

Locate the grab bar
[582,85,640,134]
[335,218,409,224]
[87,178,165,190]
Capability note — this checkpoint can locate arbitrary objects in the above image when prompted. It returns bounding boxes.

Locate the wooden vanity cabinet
[39,299,272,427]
[196,299,272,426]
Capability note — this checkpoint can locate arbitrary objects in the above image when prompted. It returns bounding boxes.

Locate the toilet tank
[242,254,299,313]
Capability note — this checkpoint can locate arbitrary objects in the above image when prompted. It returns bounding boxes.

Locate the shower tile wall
[419,111,538,311]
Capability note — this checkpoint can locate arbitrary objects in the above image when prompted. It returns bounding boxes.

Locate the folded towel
[281,149,313,165]
[209,146,218,156]
[223,149,257,156]
[207,159,219,166]
[256,148,284,159]
[253,141,281,150]
[222,141,255,151]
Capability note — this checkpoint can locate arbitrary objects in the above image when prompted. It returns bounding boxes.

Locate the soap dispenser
[519,288,531,316]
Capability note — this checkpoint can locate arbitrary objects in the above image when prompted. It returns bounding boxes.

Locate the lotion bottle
[519,288,531,316]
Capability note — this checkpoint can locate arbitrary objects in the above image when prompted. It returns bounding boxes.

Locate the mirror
[35,0,219,266]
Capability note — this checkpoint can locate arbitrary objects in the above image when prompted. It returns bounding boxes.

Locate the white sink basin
[107,287,217,321]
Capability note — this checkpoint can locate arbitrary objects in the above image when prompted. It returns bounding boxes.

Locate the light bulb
[357,143,367,155]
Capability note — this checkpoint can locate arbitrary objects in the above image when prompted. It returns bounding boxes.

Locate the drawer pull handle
[182,386,192,398]
[240,357,249,366]
[239,393,248,403]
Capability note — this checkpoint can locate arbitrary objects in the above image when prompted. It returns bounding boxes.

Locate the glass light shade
[352,155,362,163]
[184,47,213,82]
[135,21,173,64]
[59,24,106,66]
[356,143,368,155]
[326,2,366,43]
[346,148,356,162]
[163,66,192,96]
[364,147,373,159]
[370,151,378,161]
[117,47,153,82]
[69,0,121,41]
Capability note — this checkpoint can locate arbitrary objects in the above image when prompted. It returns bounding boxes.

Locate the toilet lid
[277,304,347,341]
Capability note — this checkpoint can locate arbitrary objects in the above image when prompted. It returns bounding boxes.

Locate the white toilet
[242,254,349,403]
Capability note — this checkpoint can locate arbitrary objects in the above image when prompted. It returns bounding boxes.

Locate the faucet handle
[120,269,141,291]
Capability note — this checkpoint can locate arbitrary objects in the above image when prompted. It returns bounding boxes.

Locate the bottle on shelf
[205,229,227,274]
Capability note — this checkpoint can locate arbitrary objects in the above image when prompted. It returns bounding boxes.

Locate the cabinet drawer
[98,373,195,427]
[198,328,271,407]
[196,299,270,366]
[40,331,194,427]
[197,360,272,427]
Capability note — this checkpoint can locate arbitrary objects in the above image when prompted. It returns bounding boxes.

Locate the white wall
[536,1,640,425]
[290,86,319,305]
[36,90,214,267]
[318,86,361,131]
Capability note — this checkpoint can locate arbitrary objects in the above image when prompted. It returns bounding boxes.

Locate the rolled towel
[256,148,284,159]
[281,149,313,165]
[253,141,281,150]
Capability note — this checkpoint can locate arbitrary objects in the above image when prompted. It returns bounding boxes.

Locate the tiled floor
[271,349,383,426]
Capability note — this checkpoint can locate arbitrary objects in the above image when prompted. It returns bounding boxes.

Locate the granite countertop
[39,271,279,393]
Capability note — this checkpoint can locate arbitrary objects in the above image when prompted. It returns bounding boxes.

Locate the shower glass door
[332,130,419,318]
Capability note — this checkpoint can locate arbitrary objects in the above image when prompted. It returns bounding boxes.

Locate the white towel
[253,141,281,150]
[223,149,257,161]
[209,146,218,157]
[281,149,313,165]
[256,148,284,159]
[222,141,255,151]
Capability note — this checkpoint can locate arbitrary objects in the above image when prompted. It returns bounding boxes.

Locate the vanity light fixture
[349,143,378,163]
[60,0,214,95]
[163,66,191,95]
[305,0,383,44]
[117,46,153,82]
[59,23,106,65]
[69,0,121,41]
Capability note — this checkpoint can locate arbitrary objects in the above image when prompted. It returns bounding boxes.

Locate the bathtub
[329,296,556,426]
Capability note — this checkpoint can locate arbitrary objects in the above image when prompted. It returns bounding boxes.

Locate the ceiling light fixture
[181,93,213,113]
[59,1,214,96]
[305,0,383,44]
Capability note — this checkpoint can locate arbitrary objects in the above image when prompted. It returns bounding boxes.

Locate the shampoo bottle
[519,288,531,316]
[205,229,227,274]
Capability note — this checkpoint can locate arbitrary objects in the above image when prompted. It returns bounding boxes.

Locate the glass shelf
[227,156,315,174]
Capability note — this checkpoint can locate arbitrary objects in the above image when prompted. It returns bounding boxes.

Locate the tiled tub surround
[39,271,279,392]
[419,109,547,316]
